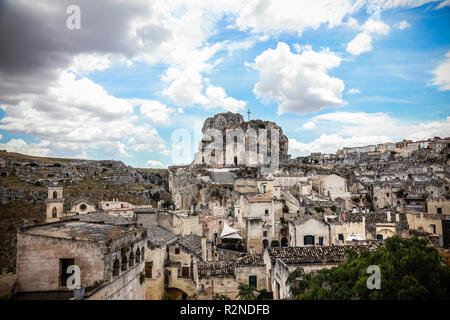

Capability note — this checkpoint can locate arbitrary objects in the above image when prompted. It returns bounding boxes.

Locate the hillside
[0,150,170,271]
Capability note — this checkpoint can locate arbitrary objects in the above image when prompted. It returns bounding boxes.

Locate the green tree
[151,192,161,202]
[213,293,230,300]
[161,199,174,209]
[288,236,450,300]
[236,284,257,300]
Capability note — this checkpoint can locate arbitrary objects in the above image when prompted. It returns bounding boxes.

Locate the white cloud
[431,51,450,91]
[145,160,166,168]
[140,101,175,124]
[346,18,390,55]
[347,32,373,55]
[205,86,246,112]
[289,112,450,156]
[69,54,112,74]
[0,71,167,159]
[302,121,316,130]
[234,0,363,36]
[252,42,345,114]
[395,20,411,30]
[435,0,450,9]
[0,139,50,157]
[347,88,361,94]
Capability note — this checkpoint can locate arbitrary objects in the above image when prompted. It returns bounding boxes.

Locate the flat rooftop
[20,221,139,242]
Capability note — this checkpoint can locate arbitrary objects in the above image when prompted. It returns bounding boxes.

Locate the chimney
[387,211,391,222]
[201,236,207,261]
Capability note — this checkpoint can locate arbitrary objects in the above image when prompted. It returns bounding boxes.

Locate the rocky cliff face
[200,112,289,159]
[0,150,170,271]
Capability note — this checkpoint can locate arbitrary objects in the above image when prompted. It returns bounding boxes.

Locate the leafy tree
[161,199,174,209]
[151,192,161,202]
[236,284,272,300]
[287,236,450,300]
[236,284,257,300]
[213,293,230,300]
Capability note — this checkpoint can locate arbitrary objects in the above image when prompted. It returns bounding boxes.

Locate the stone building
[144,225,178,300]
[288,215,330,246]
[16,217,147,300]
[237,193,283,253]
[196,253,267,300]
[263,243,383,300]
[45,186,64,223]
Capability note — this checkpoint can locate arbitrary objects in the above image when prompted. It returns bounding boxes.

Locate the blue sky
[0,0,449,168]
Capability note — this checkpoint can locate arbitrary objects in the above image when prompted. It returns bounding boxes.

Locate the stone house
[288,215,330,246]
[195,253,267,300]
[263,243,383,300]
[16,217,147,300]
[238,193,283,253]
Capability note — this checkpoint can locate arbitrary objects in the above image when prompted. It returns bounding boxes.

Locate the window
[376,234,383,240]
[129,252,135,267]
[263,231,268,237]
[182,266,190,278]
[249,275,257,289]
[265,209,269,216]
[60,258,74,287]
[145,262,152,278]
[386,193,390,197]
[446,186,449,191]
[175,248,180,254]
[80,204,87,211]
[121,255,128,271]
[135,248,141,264]
[219,221,222,226]
[338,234,344,241]
[437,208,442,214]
[113,258,120,277]
[52,207,57,218]
[431,224,436,234]
[141,247,145,261]
[304,235,315,245]
[263,185,266,193]
[53,191,58,199]
[318,236,324,245]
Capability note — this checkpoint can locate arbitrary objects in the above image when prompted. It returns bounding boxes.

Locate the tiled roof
[247,194,272,203]
[197,260,236,277]
[289,214,325,225]
[147,225,178,248]
[236,253,264,266]
[268,243,383,265]
[177,233,202,254]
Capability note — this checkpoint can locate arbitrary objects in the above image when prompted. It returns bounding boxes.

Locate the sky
[0,0,449,168]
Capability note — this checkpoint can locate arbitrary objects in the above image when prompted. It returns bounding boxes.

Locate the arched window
[121,255,128,271]
[135,248,141,264]
[281,237,288,247]
[52,207,57,218]
[53,191,58,199]
[129,252,135,267]
[113,258,120,277]
[141,247,145,261]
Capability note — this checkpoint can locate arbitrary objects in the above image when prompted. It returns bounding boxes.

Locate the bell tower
[46,185,64,223]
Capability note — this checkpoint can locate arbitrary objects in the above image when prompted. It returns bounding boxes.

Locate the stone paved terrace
[20,221,140,242]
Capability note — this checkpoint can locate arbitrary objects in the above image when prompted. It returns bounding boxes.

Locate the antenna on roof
[247,109,251,121]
